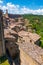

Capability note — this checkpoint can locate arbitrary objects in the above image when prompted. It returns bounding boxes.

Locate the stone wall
[0,41,3,56]
[0,10,5,56]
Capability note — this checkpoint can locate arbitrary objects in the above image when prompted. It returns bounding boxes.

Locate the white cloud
[19,7,43,15]
[0,0,3,3]
[0,2,43,15]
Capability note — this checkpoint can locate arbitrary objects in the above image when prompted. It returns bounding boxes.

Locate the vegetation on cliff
[23,14,43,48]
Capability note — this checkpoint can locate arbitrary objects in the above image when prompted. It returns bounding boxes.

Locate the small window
[10,47,13,50]
[30,40,32,42]
[5,40,8,43]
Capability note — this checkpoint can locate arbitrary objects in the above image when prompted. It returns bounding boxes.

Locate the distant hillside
[23,14,43,48]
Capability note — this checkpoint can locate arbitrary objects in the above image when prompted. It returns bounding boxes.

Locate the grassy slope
[0,60,9,65]
[0,56,9,65]
[23,14,43,48]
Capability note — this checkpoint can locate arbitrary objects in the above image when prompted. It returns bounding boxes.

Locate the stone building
[0,9,43,65]
[3,10,23,28]
[18,30,40,45]
[4,28,19,58]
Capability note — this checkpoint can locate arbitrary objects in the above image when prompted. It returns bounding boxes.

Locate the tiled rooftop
[17,42,43,65]
[18,30,40,42]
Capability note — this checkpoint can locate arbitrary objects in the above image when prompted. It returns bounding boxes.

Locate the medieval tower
[0,10,5,56]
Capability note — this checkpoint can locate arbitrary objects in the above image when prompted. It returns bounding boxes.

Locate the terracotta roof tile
[17,42,43,65]
[18,30,40,42]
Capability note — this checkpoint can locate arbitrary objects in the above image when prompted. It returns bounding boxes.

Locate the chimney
[6,9,8,14]
[5,9,9,18]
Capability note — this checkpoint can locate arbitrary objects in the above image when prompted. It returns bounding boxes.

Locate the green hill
[23,14,43,48]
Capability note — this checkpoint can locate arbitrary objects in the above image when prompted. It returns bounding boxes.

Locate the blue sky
[3,0,43,9]
[0,0,43,15]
